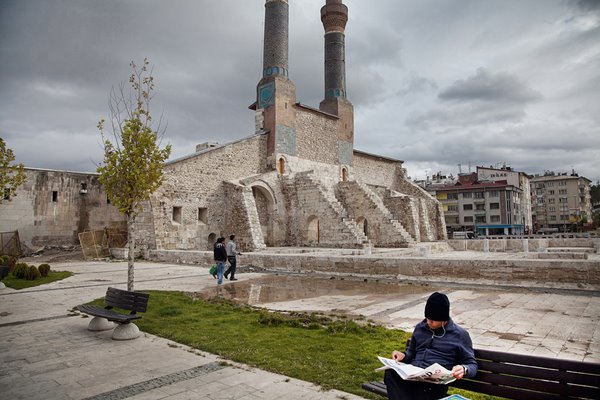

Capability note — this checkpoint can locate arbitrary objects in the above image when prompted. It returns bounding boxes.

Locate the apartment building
[530,172,592,232]
[435,172,527,236]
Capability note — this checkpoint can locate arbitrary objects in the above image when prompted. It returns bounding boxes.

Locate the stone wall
[0,168,125,250]
[294,107,339,165]
[134,134,269,252]
[352,152,399,187]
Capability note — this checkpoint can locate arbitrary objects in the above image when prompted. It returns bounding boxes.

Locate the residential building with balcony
[530,172,592,232]
[435,172,526,236]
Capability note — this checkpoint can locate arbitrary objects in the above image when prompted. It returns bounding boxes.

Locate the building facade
[530,172,593,232]
[434,173,526,236]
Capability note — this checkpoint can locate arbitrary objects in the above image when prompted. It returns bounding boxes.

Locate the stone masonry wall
[294,107,340,165]
[0,168,125,250]
[352,152,399,187]
[134,135,269,252]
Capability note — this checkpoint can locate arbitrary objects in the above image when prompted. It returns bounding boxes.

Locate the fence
[78,230,110,260]
[0,231,22,257]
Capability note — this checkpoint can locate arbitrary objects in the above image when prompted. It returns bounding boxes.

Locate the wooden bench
[363,348,600,399]
[77,287,149,340]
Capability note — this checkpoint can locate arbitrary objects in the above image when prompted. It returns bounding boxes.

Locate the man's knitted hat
[424,292,450,321]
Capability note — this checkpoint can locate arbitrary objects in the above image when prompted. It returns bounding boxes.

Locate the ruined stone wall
[135,135,269,251]
[377,188,421,241]
[294,107,339,165]
[282,173,362,247]
[0,168,125,250]
[352,152,399,187]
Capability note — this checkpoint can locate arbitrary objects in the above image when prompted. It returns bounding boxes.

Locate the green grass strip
[124,291,503,400]
[2,271,72,290]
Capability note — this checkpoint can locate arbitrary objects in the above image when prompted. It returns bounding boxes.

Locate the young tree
[97,59,171,291]
[0,138,26,203]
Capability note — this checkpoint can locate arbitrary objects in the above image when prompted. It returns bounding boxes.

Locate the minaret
[256,0,297,162]
[320,0,354,165]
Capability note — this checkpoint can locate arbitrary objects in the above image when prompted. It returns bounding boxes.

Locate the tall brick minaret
[257,0,297,162]
[320,0,354,165]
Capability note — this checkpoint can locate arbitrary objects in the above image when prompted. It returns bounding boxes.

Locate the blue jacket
[403,318,478,378]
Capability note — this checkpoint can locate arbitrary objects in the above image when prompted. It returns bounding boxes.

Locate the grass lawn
[2,271,73,290]
[111,291,504,400]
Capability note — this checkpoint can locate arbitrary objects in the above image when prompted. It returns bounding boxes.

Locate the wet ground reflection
[192,274,437,314]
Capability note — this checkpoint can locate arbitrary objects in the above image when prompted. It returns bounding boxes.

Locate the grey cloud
[438,68,543,104]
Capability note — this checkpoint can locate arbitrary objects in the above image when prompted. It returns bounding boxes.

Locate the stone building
[133,0,446,252]
[0,168,125,251]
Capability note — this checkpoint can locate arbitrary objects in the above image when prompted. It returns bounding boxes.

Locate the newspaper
[376,356,457,385]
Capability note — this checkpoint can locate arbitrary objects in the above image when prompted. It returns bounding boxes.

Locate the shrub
[26,265,41,280]
[4,256,17,271]
[12,263,29,279]
[0,255,8,265]
[38,263,51,277]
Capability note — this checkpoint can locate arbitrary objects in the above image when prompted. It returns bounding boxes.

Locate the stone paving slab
[1,259,599,400]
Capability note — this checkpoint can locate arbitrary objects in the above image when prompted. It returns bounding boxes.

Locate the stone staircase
[302,173,371,247]
[238,184,267,251]
[343,181,416,245]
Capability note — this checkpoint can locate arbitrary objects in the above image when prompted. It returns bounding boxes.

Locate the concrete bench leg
[112,323,140,340]
[87,317,116,331]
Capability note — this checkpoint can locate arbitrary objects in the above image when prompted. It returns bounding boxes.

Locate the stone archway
[207,233,217,251]
[307,215,320,245]
[252,185,276,247]
[356,216,368,237]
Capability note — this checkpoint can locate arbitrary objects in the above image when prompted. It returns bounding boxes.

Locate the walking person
[224,234,241,281]
[383,292,478,400]
[213,237,227,285]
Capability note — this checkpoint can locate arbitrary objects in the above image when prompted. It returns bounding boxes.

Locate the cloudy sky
[1,0,599,183]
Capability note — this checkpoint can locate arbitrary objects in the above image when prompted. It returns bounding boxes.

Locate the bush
[26,265,40,281]
[38,263,51,277]
[3,256,17,271]
[12,263,29,279]
[0,255,8,265]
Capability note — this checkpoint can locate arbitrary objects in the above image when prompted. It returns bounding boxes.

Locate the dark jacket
[213,243,227,262]
[403,318,478,378]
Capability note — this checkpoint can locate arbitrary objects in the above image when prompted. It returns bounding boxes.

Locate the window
[547,182,554,187]
[490,203,500,210]
[490,215,500,222]
[548,198,555,204]
[52,191,58,202]
[558,181,567,186]
[474,192,485,199]
[172,206,182,224]
[489,191,499,197]
[548,190,555,195]
[462,193,472,198]
[537,198,545,204]
[559,189,567,195]
[549,206,556,212]
[448,205,458,212]
[550,215,557,221]
[475,215,486,223]
[560,205,569,212]
[463,204,473,211]
[560,214,569,220]
[464,216,473,223]
[447,193,458,200]
[475,203,485,211]
[559,197,568,203]
[198,208,208,224]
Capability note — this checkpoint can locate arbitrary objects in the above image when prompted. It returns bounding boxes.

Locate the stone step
[547,247,596,253]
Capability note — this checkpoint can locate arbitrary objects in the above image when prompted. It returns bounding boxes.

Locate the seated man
[384,292,478,400]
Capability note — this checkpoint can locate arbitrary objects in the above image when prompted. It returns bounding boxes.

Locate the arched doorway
[356,217,368,237]
[307,216,320,244]
[207,233,217,250]
[278,157,285,174]
[341,167,348,182]
[252,185,276,246]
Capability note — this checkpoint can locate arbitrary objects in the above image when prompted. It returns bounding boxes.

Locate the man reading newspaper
[383,292,478,400]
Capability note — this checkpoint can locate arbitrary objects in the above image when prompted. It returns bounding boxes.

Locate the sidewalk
[0,261,367,400]
[1,259,599,399]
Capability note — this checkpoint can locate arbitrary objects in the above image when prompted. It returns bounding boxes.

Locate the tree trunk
[127,213,135,291]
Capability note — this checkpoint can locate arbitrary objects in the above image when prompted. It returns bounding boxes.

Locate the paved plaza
[1,257,599,399]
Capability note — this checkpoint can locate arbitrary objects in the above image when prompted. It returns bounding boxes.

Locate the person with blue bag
[213,237,227,285]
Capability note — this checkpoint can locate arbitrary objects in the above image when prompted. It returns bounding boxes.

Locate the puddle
[190,274,436,314]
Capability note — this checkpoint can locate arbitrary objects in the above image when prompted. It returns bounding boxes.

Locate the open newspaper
[376,356,456,385]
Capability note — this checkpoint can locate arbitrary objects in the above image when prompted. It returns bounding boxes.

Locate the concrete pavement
[1,258,599,399]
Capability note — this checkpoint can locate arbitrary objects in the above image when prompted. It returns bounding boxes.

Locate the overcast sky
[1,0,599,183]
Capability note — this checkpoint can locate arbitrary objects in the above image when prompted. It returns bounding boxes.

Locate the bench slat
[105,287,149,313]
[77,304,142,324]
[476,349,599,374]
